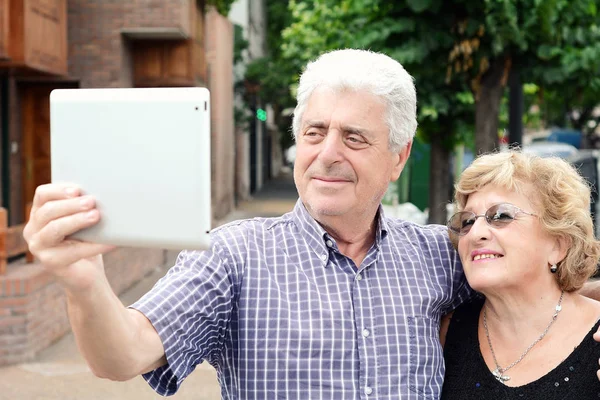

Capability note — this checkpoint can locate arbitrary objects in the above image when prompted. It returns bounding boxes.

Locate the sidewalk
[0,172,298,400]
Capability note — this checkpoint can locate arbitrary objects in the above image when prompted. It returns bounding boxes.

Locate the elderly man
[24,49,470,399]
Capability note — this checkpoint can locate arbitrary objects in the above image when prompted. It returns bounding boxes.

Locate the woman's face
[457,185,558,293]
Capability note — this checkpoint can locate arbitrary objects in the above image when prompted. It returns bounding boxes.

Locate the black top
[441,297,600,399]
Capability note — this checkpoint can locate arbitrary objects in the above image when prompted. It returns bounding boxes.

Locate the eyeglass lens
[449,203,520,235]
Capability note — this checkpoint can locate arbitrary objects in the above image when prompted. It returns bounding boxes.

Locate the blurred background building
[0,0,275,366]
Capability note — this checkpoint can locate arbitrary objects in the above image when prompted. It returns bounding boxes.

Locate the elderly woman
[440,151,600,399]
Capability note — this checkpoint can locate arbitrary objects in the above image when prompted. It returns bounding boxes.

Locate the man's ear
[390,141,412,182]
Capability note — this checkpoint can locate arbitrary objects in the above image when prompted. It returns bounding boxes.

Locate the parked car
[522,141,579,158]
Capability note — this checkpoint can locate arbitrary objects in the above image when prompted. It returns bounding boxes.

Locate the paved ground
[0,172,298,400]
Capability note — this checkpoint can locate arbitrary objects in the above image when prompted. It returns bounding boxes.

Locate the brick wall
[0,248,164,366]
[67,1,236,220]
[67,0,194,88]
[0,80,3,209]
[206,9,234,220]
[0,0,227,366]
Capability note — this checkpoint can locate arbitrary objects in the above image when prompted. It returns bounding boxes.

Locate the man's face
[294,88,411,220]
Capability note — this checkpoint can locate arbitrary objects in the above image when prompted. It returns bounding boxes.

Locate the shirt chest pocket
[407,315,444,399]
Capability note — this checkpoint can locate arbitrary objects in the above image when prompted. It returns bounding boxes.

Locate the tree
[530,9,600,145]
[281,0,474,223]
[242,0,297,151]
[279,0,600,223]
[444,0,600,153]
[205,0,237,16]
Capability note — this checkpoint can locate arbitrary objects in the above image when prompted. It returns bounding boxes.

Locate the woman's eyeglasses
[447,203,536,236]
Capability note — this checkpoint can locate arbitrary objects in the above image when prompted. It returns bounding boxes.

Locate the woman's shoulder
[570,294,600,346]
[451,295,485,322]
[443,296,485,349]
[530,316,600,398]
[578,294,600,321]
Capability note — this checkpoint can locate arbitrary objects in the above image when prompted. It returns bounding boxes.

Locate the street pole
[508,67,524,147]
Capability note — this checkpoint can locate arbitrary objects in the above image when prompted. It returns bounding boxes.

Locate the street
[0,172,298,400]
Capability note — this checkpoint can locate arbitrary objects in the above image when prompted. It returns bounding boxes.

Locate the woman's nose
[466,216,490,240]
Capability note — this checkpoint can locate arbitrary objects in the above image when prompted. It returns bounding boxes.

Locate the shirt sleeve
[441,229,475,314]
[129,237,237,396]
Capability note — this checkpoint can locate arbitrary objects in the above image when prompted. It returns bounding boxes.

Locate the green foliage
[233,24,249,65]
[205,0,236,16]
[281,0,474,150]
[272,0,600,151]
[239,0,298,150]
[406,0,437,13]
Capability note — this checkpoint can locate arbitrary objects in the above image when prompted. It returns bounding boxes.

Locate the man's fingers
[26,184,82,240]
[32,183,80,209]
[37,241,115,270]
[29,210,100,251]
[34,196,96,231]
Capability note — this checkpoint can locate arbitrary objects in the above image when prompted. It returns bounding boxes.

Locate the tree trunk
[475,57,508,155]
[428,138,451,225]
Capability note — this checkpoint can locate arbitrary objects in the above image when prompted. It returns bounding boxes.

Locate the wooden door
[0,0,8,60]
[132,40,194,87]
[21,85,52,217]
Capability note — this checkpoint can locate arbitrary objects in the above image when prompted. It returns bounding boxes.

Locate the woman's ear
[551,235,570,265]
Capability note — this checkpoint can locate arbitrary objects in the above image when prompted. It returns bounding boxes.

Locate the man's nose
[317,132,344,164]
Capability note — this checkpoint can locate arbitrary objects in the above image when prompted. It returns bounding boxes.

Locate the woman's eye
[492,212,513,221]
[461,218,475,228]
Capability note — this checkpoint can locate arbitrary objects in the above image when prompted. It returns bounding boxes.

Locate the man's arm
[439,312,454,348]
[66,267,166,380]
[23,184,166,380]
[580,279,600,301]
[580,278,600,380]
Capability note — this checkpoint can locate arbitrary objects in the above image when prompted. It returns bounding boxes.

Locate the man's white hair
[292,49,418,152]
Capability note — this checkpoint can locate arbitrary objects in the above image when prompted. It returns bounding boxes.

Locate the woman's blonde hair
[453,150,600,291]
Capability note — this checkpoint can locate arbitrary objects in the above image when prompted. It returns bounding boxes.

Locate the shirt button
[364,386,373,395]
[356,274,363,281]
[362,329,370,338]
[320,253,327,261]
[326,239,333,247]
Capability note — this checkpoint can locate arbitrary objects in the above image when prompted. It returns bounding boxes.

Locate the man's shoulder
[384,217,450,241]
[211,214,295,240]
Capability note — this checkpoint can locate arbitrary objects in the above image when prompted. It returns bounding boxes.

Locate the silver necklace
[483,290,565,383]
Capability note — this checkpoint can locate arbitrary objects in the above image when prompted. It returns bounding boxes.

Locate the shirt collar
[291,199,389,264]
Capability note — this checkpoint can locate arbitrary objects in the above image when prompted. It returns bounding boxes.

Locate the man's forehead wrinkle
[303,120,368,133]
[304,120,328,129]
[340,124,369,135]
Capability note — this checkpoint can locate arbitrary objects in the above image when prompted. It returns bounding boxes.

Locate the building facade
[229,0,282,203]
[0,0,239,365]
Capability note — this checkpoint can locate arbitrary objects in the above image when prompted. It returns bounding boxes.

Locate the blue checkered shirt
[131,200,472,399]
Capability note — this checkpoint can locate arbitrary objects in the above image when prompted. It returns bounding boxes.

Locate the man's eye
[345,135,369,148]
[347,135,364,143]
[304,131,323,139]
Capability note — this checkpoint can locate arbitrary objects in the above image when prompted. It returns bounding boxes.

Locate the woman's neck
[477,289,599,387]
[483,286,564,337]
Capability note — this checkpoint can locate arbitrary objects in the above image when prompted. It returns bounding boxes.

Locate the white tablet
[50,87,212,250]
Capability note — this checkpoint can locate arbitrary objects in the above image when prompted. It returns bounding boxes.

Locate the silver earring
[550,263,558,273]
